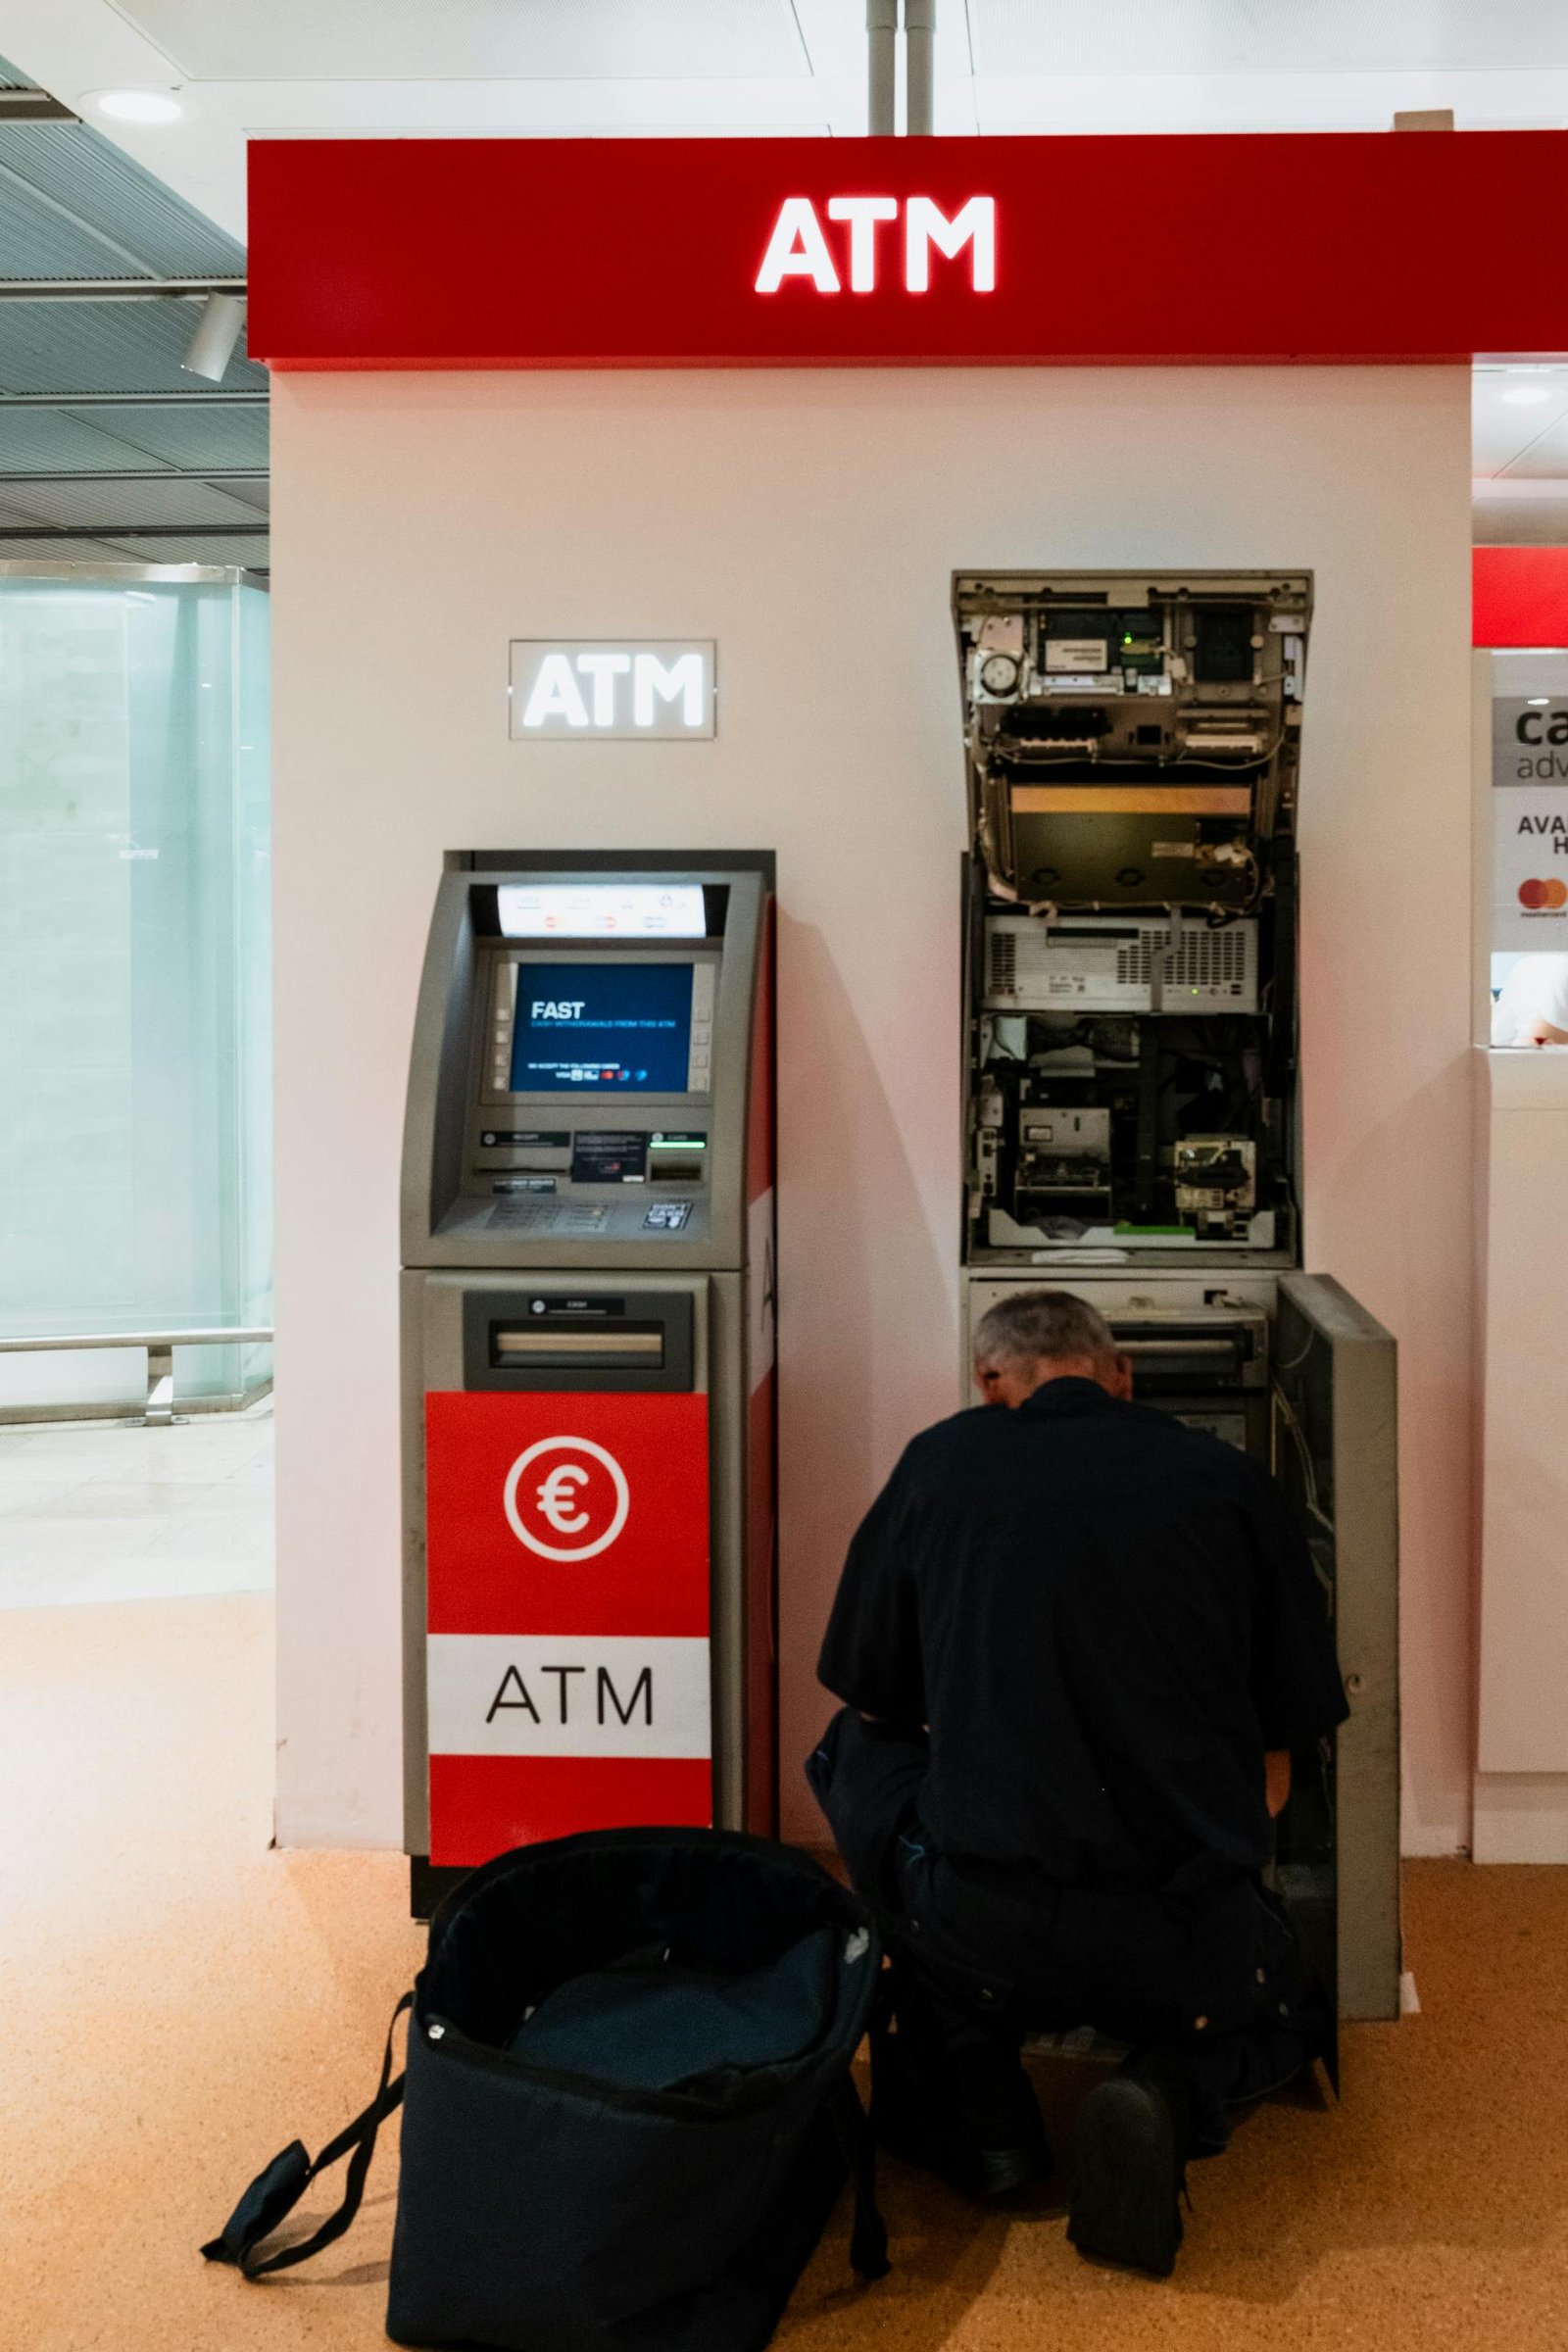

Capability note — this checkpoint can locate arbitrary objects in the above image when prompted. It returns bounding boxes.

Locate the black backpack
[203,1828,890,2351]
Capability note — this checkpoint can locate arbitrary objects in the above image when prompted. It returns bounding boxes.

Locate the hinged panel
[1274,1273,1400,2026]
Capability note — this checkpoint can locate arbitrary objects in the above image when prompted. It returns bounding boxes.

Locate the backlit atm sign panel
[509,640,715,740]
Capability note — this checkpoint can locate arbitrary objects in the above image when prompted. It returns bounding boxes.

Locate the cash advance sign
[1494,697,1568,948]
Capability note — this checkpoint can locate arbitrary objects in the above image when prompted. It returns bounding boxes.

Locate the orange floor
[3,1590,1566,2351]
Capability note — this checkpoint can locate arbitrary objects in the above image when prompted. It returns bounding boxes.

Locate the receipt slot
[401,855,776,1913]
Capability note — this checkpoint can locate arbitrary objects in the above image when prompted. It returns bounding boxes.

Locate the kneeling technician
[808,1288,1348,2278]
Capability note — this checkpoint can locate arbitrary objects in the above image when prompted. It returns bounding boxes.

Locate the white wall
[270,365,1475,1854]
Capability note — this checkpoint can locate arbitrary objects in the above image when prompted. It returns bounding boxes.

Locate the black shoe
[1067,2073,1186,2278]
[872,2026,1050,2204]
[951,2057,1051,2202]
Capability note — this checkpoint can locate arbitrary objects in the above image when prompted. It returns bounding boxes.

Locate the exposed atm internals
[400,856,777,1917]
[959,571,1306,1263]
[954,571,1399,2035]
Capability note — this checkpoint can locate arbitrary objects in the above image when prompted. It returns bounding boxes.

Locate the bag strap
[828,2074,891,2281]
[201,1990,413,2280]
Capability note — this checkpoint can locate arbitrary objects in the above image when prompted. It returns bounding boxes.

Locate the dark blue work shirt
[816,1379,1348,1892]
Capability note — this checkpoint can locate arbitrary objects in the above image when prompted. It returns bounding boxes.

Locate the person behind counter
[808,1288,1347,2278]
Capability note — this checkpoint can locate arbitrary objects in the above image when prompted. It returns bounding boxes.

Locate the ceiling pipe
[0,276,246,300]
[0,467,267,482]
[0,522,266,540]
[867,0,897,134]
[0,389,266,405]
[906,0,936,134]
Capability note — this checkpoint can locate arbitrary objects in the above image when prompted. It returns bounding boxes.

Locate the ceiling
[1475,366,1568,545]
[0,41,266,569]
[1,2,1568,563]
[12,0,1568,236]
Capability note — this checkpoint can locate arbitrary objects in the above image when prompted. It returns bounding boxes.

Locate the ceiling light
[182,292,244,383]
[1528,696,1552,706]
[94,89,182,124]
[1501,385,1553,407]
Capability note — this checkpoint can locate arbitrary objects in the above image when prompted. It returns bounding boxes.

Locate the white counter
[1475,1045,1568,1858]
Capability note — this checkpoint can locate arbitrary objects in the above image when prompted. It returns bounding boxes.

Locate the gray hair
[972,1288,1117,1372]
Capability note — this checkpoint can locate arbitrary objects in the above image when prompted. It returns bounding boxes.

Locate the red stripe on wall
[1474,547,1568,649]
[429,1754,713,1866]
[745,1362,778,1837]
[747,894,775,1206]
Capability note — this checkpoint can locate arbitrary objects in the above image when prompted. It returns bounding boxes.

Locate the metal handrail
[0,1328,271,1351]
[0,1327,272,1425]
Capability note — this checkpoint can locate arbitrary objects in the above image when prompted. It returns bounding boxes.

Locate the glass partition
[0,567,271,1414]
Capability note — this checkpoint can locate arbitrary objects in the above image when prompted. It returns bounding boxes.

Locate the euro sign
[536,1462,591,1534]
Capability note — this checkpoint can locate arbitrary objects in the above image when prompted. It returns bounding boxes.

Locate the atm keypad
[486,1201,612,1234]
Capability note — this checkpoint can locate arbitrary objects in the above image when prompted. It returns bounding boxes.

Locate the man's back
[817,1377,1346,1891]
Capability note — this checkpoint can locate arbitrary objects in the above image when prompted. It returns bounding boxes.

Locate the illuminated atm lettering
[754,194,997,295]
[520,651,707,731]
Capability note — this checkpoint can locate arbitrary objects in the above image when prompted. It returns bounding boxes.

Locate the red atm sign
[248,132,1568,370]
[424,1389,711,1865]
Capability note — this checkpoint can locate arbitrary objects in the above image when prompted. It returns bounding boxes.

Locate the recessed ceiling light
[1500,385,1553,406]
[93,89,182,124]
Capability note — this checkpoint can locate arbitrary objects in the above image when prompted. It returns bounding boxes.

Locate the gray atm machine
[956,571,1400,2029]
[401,852,776,1914]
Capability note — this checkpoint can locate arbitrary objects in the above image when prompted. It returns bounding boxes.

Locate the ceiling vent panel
[77,404,269,472]
[0,172,142,281]
[0,534,140,561]
[0,407,174,474]
[0,477,269,527]
[0,124,245,277]
[0,302,266,396]
[108,531,269,566]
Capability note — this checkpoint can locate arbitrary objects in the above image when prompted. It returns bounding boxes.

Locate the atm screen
[511,961,695,1093]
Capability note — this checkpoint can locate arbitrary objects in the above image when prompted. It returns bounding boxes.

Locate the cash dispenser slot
[462,1289,695,1394]
[1108,1310,1270,1458]
[491,1324,665,1366]
[1111,1317,1264,1394]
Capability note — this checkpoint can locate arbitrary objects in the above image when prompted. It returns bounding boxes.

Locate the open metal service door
[1271,1273,1400,2034]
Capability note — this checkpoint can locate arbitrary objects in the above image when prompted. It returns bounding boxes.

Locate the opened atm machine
[956,571,1400,2029]
[401,853,776,1916]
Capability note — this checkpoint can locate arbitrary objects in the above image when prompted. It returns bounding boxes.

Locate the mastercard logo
[1519,877,1568,910]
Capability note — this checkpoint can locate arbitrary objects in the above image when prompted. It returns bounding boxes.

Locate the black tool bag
[203,1828,889,2352]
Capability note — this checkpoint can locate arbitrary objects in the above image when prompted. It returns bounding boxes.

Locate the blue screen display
[512,961,694,1093]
